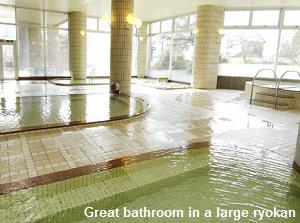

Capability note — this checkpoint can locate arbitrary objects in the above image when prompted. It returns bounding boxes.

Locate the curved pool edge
[48,79,109,86]
[294,161,300,175]
[0,94,151,135]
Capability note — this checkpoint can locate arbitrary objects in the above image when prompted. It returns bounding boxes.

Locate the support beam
[69,11,87,80]
[110,0,134,94]
[192,5,224,89]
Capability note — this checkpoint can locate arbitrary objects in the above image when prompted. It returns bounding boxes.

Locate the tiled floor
[0,80,299,185]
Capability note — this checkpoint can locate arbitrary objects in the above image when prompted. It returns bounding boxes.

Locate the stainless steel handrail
[275,70,300,109]
[89,68,96,83]
[250,69,278,106]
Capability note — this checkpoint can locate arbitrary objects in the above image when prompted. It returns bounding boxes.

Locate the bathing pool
[0,144,299,222]
[0,93,148,134]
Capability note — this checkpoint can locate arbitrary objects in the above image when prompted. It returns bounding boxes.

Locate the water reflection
[0,94,147,133]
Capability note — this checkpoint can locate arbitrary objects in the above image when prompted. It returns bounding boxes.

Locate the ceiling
[1,0,300,21]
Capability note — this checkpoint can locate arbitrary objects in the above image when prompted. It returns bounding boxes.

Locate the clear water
[1,145,299,223]
[0,94,145,133]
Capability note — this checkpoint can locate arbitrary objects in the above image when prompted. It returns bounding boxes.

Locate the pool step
[254,92,296,109]
[252,99,293,110]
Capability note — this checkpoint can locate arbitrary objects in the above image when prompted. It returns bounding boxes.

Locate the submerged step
[255,92,295,99]
[0,148,209,223]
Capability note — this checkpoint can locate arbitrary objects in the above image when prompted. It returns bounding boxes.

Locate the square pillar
[110,0,134,95]
[192,5,224,89]
[69,11,87,80]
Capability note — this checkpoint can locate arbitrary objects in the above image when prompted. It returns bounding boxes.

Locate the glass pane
[0,24,16,40]
[189,14,197,29]
[45,12,68,28]
[161,19,172,32]
[252,10,279,26]
[46,29,69,77]
[99,20,110,32]
[132,35,138,76]
[171,32,195,83]
[58,21,68,29]
[150,22,160,34]
[219,29,279,77]
[2,45,15,79]
[17,8,43,26]
[277,30,300,79]
[87,32,110,76]
[149,33,172,78]
[87,17,98,30]
[284,10,300,26]
[0,5,15,23]
[18,25,45,77]
[224,11,250,26]
[175,16,188,30]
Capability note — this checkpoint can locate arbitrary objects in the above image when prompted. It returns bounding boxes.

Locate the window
[87,32,110,76]
[99,20,110,32]
[0,24,16,40]
[18,25,45,77]
[46,29,69,76]
[161,19,172,32]
[17,8,43,26]
[132,35,138,76]
[171,32,195,82]
[151,22,160,34]
[284,10,300,26]
[224,11,250,26]
[175,16,188,30]
[149,34,172,78]
[219,29,279,77]
[45,12,68,28]
[87,17,98,30]
[252,10,279,26]
[189,14,197,29]
[0,5,15,24]
[148,13,196,82]
[277,30,300,78]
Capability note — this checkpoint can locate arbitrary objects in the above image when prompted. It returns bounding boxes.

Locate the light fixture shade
[127,13,136,25]
[101,15,110,24]
[218,28,225,35]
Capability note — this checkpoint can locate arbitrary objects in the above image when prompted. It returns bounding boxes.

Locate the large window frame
[221,8,300,78]
[0,3,69,78]
[148,12,196,82]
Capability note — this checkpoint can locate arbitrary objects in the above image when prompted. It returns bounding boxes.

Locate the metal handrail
[275,70,300,109]
[88,68,96,83]
[250,69,278,106]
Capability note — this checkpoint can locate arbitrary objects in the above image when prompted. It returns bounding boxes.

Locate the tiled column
[69,11,87,80]
[110,0,134,94]
[137,22,148,78]
[192,5,224,89]
[294,124,300,174]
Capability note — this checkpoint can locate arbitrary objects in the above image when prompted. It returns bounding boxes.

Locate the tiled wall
[69,11,87,80]
[192,5,224,89]
[217,76,254,90]
[110,0,134,95]
[296,125,300,170]
[137,22,148,78]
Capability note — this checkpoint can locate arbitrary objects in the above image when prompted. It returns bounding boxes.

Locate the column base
[293,161,300,174]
